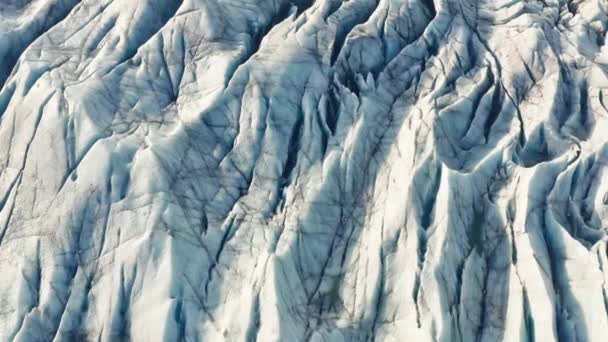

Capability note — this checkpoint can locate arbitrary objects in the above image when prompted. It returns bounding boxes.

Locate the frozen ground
[0,0,607,341]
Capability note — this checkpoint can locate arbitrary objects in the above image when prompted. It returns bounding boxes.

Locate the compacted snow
[0,0,607,341]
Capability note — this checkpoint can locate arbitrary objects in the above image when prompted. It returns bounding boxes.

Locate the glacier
[0,0,607,341]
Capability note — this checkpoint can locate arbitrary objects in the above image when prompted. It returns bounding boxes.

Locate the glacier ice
[0,0,607,341]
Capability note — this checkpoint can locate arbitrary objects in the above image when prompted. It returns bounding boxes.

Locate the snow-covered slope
[0,0,607,341]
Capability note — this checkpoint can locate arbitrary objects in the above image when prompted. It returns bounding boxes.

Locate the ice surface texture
[0,0,607,341]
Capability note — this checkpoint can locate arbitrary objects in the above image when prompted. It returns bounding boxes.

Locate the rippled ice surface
[0,0,607,341]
